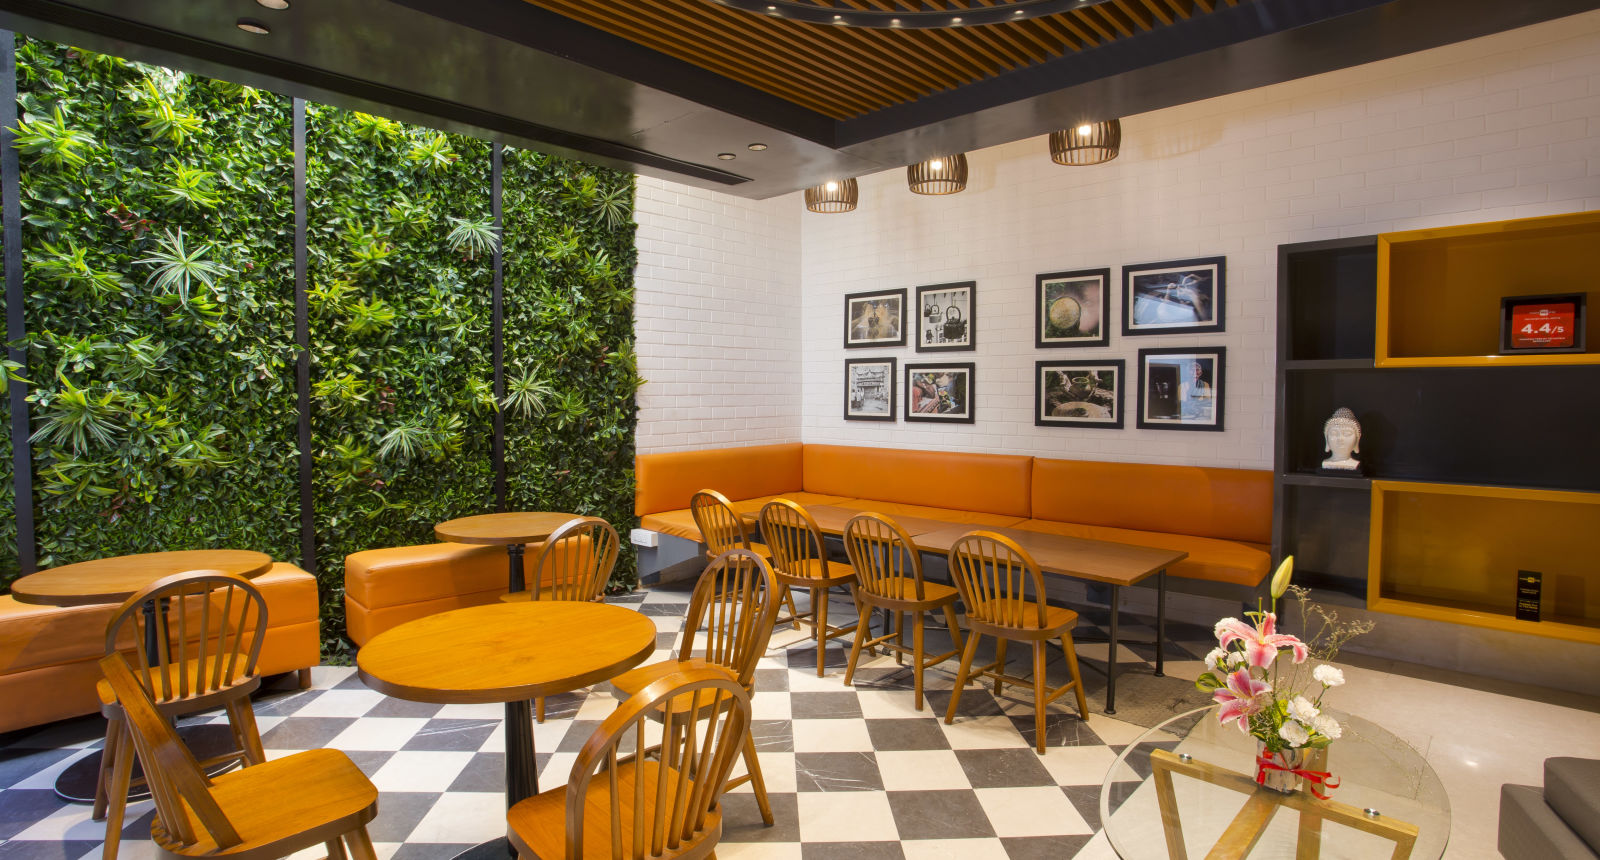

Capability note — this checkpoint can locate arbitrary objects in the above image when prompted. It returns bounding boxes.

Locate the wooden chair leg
[1032,640,1049,755]
[1061,634,1090,719]
[843,601,872,688]
[992,639,1010,696]
[945,631,983,725]
[783,585,801,630]
[325,837,349,860]
[101,717,136,860]
[894,610,906,666]
[536,696,546,723]
[226,698,266,765]
[942,604,964,659]
[741,734,775,827]
[92,712,122,821]
[344,826,380,860]
[912,611,927,711]
[814,588,829,677]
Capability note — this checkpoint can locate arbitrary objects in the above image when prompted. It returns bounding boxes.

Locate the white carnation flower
[1287,695,1319,724]
[1204,647,1227,670]
[1312,714,1343,740]
[1313,665,1345,687]
[1278,720,1310,747]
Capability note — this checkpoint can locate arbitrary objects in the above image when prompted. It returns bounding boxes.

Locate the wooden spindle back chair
[95,572,269,860]
[757,499,859,677]
[944,531,1089,753]
[507,667,752,860]
[840,513,963,710]
[98,653,380,860]
[689,490,761,558]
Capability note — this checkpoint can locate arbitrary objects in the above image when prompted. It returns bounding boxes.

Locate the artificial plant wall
[3,38,639,654]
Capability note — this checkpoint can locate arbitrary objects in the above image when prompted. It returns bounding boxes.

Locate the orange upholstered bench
[1020,457,1272,589]
[635,443,850,541]
[0,563,320,735]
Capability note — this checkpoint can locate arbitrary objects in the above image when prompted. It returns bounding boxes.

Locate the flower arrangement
[1194,557,1374,793]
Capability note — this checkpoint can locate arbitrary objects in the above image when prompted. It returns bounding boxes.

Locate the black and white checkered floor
[0,582,1226,860]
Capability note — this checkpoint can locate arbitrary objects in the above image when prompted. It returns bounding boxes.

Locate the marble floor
[1,582,1596,860]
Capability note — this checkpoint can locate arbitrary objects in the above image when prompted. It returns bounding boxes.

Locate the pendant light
[1049,119,1121,165]
[805,178,858,213]
[907,153,968,195]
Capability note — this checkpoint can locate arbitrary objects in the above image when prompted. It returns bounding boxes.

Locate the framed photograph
[1122,256,1226,335]
[1136,347,1225,431]
[1035,360,1124,429]
[905,362,975,424]
[915,281,976,352]
[1499,293,1586,354]
[844,358,897,421]
[844,288,906,349]
[1036,268,1110,348]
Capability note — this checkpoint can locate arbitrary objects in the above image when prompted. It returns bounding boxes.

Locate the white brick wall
[633,177,804,453]
[637,11,1600,466]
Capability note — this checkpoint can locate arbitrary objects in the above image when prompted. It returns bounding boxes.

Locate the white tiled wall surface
[633,177,804,453]
[792,11,1600,469]
[632,12,1600,465]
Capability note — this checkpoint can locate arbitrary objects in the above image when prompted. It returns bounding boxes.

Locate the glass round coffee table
[1101,706,1450,859]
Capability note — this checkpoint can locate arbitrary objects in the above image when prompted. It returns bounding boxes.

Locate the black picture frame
[905,362,975,424]
[915,281,976,352]
[844,357,897,422]
[844,288,907,349]
[1035,360,1124,429]
[1136,347,1225,431]
[1036,268,1111,348]
[1499,293,1586,354]
[1122,256,1226,336]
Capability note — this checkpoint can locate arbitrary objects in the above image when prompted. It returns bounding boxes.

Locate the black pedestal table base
[54,723,243,803]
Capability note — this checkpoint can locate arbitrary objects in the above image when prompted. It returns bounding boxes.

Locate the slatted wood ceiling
[523,0,1249,119]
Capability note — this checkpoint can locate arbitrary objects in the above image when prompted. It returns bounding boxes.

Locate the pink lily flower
[1215,613,1308,668]
[1213,669,1272,730]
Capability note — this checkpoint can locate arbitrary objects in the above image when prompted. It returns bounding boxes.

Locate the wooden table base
[1149,748,1419,860]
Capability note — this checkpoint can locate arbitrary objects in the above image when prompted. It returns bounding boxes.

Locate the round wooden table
[434,512,579,592]
[8,549,275,802]
[357,601,656,860]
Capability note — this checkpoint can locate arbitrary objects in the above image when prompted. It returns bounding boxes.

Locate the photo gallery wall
[842,257,1227,431]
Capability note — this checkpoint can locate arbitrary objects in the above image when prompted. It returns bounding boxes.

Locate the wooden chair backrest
[757,498,825,575]
[99,652,242,850]
[678,549,780,690]
[689,490,752,556]
[533,516,620,602]
[567,667,751,860]
[947,532,1049,629]
[104,571,268,706]
[842,513,927,601]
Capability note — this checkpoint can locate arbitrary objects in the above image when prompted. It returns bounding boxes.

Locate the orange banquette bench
[0,563,320,735]
[635,443,1271,590]
[343,538,602,647]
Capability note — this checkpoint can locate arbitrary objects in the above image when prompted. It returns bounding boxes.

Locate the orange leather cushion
[803,445,1032,519]
[1015,519,1271,587]
[1031,458,1272,545]
[826,500,1024,528]
[635,443,804,516]
[345,543,510,609]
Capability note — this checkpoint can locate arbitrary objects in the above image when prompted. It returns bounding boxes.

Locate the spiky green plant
[10,105,97,169]
[446,216,500,259]
[135,228,234,304]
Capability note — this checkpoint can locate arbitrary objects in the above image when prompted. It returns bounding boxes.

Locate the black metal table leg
[452,699,536,860]
[1106,584,1120,715]
[507,542,526,593]
[1154,571,1167,677]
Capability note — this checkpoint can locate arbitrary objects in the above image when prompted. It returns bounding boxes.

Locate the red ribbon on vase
[1255,751,1341,800]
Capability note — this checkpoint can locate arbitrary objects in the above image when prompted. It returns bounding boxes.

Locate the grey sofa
[1500,757,1600,859]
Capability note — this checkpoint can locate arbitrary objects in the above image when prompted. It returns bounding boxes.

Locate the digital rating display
[1509,301,1576,349]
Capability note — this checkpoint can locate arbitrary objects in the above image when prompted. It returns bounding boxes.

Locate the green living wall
[3,38,639,656]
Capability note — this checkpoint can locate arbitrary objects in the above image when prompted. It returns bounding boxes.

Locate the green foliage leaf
[135,227,235,304]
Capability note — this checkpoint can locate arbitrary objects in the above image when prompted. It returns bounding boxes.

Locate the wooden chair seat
[963,600,1080,639]
[856,576,959,609]
[497,587,604,604]
[151,749,378,860]
[769,558,855,587]
[508,758,718,860]
[610,658,738,712]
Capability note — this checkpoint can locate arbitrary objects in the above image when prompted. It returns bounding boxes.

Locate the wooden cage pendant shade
[805,177,859,213]
[907,153,968,194]
[1050,119,1121,165]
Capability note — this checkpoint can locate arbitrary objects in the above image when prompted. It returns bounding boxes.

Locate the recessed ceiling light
[747,143,768,151]
[717,152,736,160]
[236,18,270,34]
[255,0,289,9]
[951,16,963,24]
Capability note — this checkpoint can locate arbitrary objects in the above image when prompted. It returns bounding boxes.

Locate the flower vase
[1255,741,1307,794]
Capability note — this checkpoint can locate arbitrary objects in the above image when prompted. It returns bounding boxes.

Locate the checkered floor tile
[0,583,1224,860]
